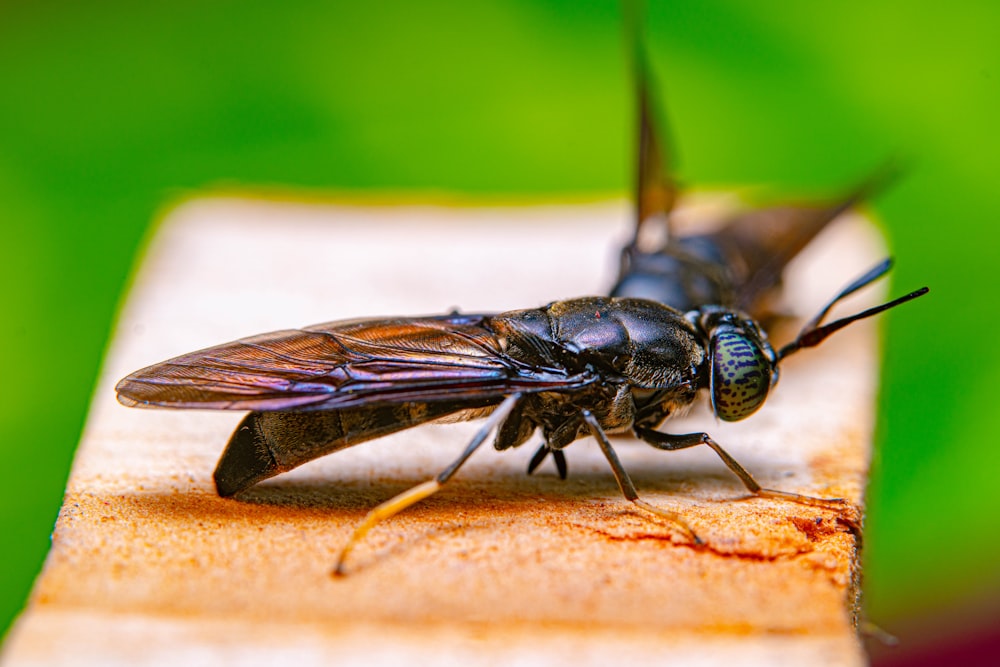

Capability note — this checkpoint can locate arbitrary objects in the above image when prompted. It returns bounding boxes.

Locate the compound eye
[710,331,773,421]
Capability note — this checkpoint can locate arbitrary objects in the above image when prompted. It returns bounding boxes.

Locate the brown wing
[115,313,591,411]
[723,163,900,311]
[631,38,679,251]
[714,201,856,313]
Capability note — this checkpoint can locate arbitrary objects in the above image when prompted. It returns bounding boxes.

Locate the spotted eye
[710,331,773,421]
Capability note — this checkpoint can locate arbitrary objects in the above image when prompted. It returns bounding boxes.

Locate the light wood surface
[2,198,885,666]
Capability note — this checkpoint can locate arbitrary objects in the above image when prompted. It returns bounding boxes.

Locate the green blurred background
[2,0,998,649]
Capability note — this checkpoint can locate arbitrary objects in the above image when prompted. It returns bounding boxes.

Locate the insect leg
[634,427,845,507]
[333,392,524,576]
[553,449,568,479]
[527,444,568,479]
[527,444,548,475]
[581,411,701,544]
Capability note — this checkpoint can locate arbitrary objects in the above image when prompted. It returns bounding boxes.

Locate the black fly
[115,15,927,575]
[525,10,921,488]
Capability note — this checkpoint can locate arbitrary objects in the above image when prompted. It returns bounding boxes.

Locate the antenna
[777,258,929,361]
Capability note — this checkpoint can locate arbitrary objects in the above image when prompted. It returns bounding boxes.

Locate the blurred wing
[718,201,855,311]
[116,313,590,411]
[629,10,679,249]
[725,164,900,311]
[634,71,678,241]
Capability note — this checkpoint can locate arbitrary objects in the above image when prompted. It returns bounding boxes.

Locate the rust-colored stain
[789,515,836,542]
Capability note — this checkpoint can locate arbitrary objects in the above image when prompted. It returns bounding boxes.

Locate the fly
[527,11,910,481]
[115,18,928,576]
[612,15,898,316]
[116,290,924,575]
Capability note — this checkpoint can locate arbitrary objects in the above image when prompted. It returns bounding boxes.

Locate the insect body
[118,298,701,497]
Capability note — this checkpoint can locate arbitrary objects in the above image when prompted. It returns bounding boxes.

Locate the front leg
[634,427,845,507]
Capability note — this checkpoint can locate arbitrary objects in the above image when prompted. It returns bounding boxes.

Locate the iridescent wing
[115,313,592,412]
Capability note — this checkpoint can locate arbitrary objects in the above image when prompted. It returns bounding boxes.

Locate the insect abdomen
[214,402,482,496]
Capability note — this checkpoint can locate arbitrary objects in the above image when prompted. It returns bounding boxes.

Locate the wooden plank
[2,198,883,666]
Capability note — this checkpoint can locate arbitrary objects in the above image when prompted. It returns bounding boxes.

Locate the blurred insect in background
[611,68,897,315]
[526,14,908,480]
[115,13,927,575]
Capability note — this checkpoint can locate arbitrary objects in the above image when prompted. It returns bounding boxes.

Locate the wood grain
[2,198,884,666]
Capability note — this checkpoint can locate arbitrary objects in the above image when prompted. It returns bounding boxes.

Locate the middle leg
[582,411,701,544]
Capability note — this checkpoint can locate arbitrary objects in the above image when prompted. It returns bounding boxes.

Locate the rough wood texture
[2,198,884,666]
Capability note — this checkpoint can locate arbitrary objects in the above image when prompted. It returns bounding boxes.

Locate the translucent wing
[115,313,591,411]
